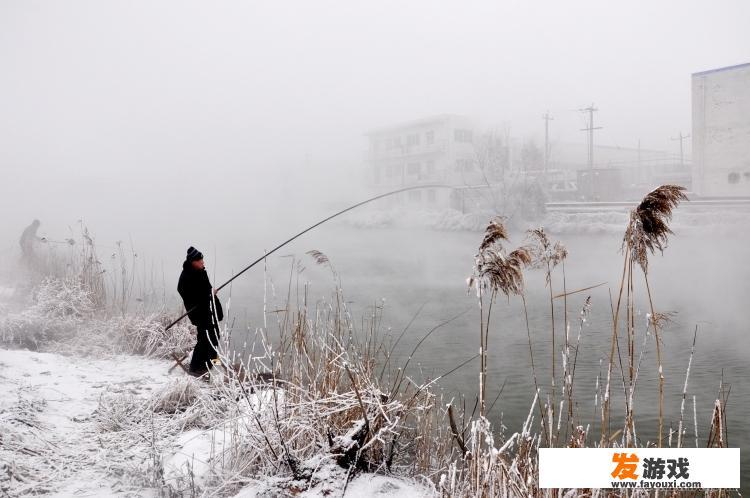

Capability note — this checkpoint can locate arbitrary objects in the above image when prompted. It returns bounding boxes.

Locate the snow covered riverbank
[0,275,443,497]
[0,348,432,497]
[0,348,174,496]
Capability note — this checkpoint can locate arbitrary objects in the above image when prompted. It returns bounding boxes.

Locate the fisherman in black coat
[177,246,224,376]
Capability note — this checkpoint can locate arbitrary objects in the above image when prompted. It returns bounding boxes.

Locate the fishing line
[165,184,452,330]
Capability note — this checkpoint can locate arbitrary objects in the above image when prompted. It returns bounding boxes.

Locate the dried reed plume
[527,227,568,274]
[306,249,330,266]
[471,247,532,298]
[470,217,531,298]
[623,185,688,272]
[478,216,509,253]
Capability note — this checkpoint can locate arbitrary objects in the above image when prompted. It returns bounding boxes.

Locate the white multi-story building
[366,114,479,208]
[692,62,750,197]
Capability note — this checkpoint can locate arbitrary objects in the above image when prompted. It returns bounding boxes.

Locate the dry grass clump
[151,377,205,415]
[96,377,220,434]
[28,277,97,319]
[0,277,193,359]
[96,394,145,432]
[0,313,77,350]
[112,313,194,358]
[0,277,95,349]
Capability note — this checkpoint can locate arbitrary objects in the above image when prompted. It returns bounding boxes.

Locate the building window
[426,130,435,144]
[427,189,436,203]
[407,134,420,146]
[426,160,435,176]
[407,162,421,175]
[728,172,740,184]
[408,190,422,202]
[455,158,474,172]
[454,129,473,143]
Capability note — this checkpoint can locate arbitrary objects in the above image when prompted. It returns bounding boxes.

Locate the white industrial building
[692,62,750,197]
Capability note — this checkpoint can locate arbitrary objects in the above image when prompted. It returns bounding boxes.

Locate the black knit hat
[186,246,203,262]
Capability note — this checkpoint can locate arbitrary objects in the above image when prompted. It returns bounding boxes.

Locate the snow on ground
[0,348,433,497]
[0,347,176,496]
[231,467,432,498]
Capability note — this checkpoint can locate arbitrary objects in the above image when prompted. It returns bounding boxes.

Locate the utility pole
[580,104,602,199]
[543,111,554,175]
[637,139,645,185]
[504,125,512,174]
[671,132,690,168]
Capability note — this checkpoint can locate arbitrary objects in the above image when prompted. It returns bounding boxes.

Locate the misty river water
[218,222,748,489]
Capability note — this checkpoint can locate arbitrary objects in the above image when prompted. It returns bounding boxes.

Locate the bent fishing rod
[165,184,452,331]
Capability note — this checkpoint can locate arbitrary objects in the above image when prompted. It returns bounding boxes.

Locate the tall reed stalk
[468,218,531,418]
[617,184,688,447]
[527,228,567,440]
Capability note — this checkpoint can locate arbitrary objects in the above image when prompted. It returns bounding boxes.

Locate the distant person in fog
[19,219,42,267]
[177,246,224,377]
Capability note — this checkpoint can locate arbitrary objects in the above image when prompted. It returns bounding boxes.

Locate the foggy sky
[1,0,749,256]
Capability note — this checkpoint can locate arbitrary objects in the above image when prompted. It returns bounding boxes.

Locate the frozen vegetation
[0,277,435,497]
[0,190,740,496]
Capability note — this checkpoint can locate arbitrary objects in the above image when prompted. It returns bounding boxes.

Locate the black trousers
[190,323,220,373]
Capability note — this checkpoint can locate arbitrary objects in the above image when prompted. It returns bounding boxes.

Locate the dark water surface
[219,224,749,490]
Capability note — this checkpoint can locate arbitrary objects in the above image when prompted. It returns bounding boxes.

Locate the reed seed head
[526,227,568,285]
[471,218,531,297]
[307,249,330,266]
[624,185,688,272]
[479,216,509,253]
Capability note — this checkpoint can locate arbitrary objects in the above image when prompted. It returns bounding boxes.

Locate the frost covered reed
[604,185,688,448]
[468,217,532,418]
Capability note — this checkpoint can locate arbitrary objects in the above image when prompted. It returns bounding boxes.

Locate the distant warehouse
[692,62,750,197]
